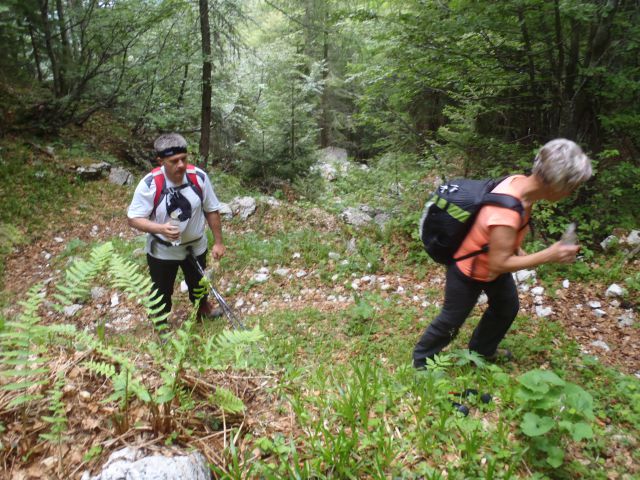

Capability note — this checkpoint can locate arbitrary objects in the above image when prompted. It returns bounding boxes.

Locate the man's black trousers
[413,264,519,368]
[146,251,208,319]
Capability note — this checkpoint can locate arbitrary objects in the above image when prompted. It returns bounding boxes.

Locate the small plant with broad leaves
[515,369,595,468]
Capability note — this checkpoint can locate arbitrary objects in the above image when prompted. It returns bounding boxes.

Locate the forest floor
[2,189,638,376]
[1,144,639,479]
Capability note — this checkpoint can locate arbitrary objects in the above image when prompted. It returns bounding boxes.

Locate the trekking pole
[186,247,246,330]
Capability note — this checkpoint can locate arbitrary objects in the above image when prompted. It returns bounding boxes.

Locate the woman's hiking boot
[484,348,514,363]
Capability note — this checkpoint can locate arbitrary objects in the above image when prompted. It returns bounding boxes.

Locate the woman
[413,138,593,368]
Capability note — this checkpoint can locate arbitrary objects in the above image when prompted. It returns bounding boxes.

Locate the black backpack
[419,177,525,265]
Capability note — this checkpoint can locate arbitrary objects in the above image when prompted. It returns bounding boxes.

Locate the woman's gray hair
[154,133,187,153]
[532,138,592,191]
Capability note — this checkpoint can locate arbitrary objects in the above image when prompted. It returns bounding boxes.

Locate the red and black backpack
[145,164,204,216]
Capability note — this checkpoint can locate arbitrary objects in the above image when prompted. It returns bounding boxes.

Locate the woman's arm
[487,225,580,275]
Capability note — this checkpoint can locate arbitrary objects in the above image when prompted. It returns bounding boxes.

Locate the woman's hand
[546,241,580,263]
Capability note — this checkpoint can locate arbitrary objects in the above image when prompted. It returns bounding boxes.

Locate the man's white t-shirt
[127,166,221,260]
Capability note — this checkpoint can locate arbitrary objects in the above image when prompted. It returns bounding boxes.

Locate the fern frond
[85,361,117,379]
[214,327,265,350]
[53,243,112,305]
[212,387,244,414]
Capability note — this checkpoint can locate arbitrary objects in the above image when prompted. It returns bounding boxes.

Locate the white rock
[535,306,553,317]
[180,281,188,293]
[340,259,349,266]
[230,196,257,220]
[606,284,625,297]
[327,295,337,302]
[518,284,530,293]
[361,275,373,283]
[626,230,640,246]
[341,207,373,227]
[63,304,82,317]
[396,286,405,294]
[91,287,107,301]
[593,309,607,318]
[218,203,233,219]
[351,280,361,290]
[380,284,391,291]
[253,273,269,283]
[534,295,544,305]
[531,286,545,296]
[588,301,602,309]
[328,252,341,260]
[591,340,610,352]
[54,237,64,243]
[515,269,536,282]
[562,279,570,289]
[610,299,621,307]
[292,252,301,259]
[83,447,211,480]
[260,195,281,207]
[477,293,488,305]
[296,270,307,278]
[331,274,339,282]
[257,267,270,275]
[110,293,119,307]
[44,252,52,260]
[600,235,619,251]
[618,311,635,327]
[234,298,245,309]
[274,268,290,277]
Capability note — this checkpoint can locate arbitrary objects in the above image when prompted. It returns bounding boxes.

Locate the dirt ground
[2,196,638,375]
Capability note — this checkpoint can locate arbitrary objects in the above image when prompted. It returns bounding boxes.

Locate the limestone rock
[81,447,211,480]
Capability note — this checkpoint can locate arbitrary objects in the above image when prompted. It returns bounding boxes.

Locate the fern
[212,386,245,414]
[40,372,68,443]
[107,253,169,323]
[53,242,113,306]
[203,326,265,369]
[0,285,75,407]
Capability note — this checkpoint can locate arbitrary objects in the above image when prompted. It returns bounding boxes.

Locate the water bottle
[169,210,181,246]
[560,222,577,245]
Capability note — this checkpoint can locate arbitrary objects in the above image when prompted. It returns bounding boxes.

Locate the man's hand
[211,243,226,260]
[159,222,180,241]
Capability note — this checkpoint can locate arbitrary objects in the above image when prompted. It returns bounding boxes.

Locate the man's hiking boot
[484,348,514,363]
[197,301,223,321]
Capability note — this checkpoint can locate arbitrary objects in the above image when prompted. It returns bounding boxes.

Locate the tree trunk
[28,23,44,82]
[177,63,189,107]
[199,0,212,167]
[39,0,63,97]
[319,28,330,148]
[290,81,295,161]
[55,0,74,77]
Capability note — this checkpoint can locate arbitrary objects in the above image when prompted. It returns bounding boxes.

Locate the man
[127,133,225,326]
[413,138,593,368]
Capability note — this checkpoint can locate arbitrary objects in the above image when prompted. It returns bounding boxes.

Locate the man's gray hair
[154,133,187,153]
[532,138,592,191]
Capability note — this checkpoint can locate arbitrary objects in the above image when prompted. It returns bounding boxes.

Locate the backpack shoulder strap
[185,164,204,201]
[151,167,166,216]
[482,192,524,216]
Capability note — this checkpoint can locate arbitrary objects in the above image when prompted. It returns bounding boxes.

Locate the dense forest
[1,0,639,237]
[0,1,639,479]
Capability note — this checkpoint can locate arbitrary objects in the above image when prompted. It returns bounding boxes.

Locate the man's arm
[204,211,225,259]
[487,226,580,275]
[127,217,180,241]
